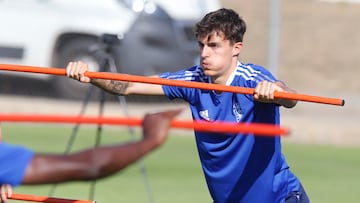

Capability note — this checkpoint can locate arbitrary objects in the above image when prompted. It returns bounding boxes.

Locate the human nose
[200,45,210,58]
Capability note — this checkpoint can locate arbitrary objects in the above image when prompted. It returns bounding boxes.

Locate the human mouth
[202,62,210,69]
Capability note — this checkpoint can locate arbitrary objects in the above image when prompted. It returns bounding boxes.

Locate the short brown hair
[195,8,246,44]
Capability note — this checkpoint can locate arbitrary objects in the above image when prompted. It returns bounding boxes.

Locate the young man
[66,8,309,203]
[0,109,181,203]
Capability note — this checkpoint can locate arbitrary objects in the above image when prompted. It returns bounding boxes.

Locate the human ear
[232,42,243,57]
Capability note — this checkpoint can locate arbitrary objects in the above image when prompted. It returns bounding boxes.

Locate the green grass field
[3,124,360,203]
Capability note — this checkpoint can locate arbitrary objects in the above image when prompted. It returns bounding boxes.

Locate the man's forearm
[90,79,129,95]
[21,140,156,184]
[275,81,297,108]
[276,98,297,108]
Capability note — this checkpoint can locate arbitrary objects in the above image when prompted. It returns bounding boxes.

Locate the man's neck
[211,60,238,85]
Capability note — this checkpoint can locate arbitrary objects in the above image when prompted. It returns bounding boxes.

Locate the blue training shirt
[0,142,34,186]
[160,62,301,203]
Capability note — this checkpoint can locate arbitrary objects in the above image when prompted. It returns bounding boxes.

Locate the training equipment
[0,114,289,136]
[0,64,345,106]
[6,192,95,203]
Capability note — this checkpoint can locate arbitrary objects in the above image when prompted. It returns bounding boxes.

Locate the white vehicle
[0,0,220,98]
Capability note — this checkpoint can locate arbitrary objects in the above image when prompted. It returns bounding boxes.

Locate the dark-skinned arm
[21,109,182,184]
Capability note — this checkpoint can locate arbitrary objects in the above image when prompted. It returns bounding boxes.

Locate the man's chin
[203,70,216,77]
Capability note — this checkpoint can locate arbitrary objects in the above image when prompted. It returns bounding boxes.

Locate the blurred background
[0,0,358,145]
[0,0,359,202]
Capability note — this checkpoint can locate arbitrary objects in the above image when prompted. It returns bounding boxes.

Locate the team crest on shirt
[232,102,243,122]
[199,109,210,121]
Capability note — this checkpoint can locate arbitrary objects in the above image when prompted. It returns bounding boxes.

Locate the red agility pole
[0,114,289,136]
[0,64,345,106]
[6,192,95,203]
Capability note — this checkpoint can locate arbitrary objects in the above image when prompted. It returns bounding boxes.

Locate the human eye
[208,42,219,48]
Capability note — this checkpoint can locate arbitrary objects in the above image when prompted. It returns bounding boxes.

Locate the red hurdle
[0,114,289,136]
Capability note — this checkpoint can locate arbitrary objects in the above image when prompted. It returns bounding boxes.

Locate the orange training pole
[6,192,95,203]
[0,64,345,106]
[0,114,289,136]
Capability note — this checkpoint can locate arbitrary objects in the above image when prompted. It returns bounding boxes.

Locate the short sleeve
[0,143,34,186]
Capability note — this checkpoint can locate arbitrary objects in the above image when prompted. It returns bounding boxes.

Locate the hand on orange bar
[0,184,12,203]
